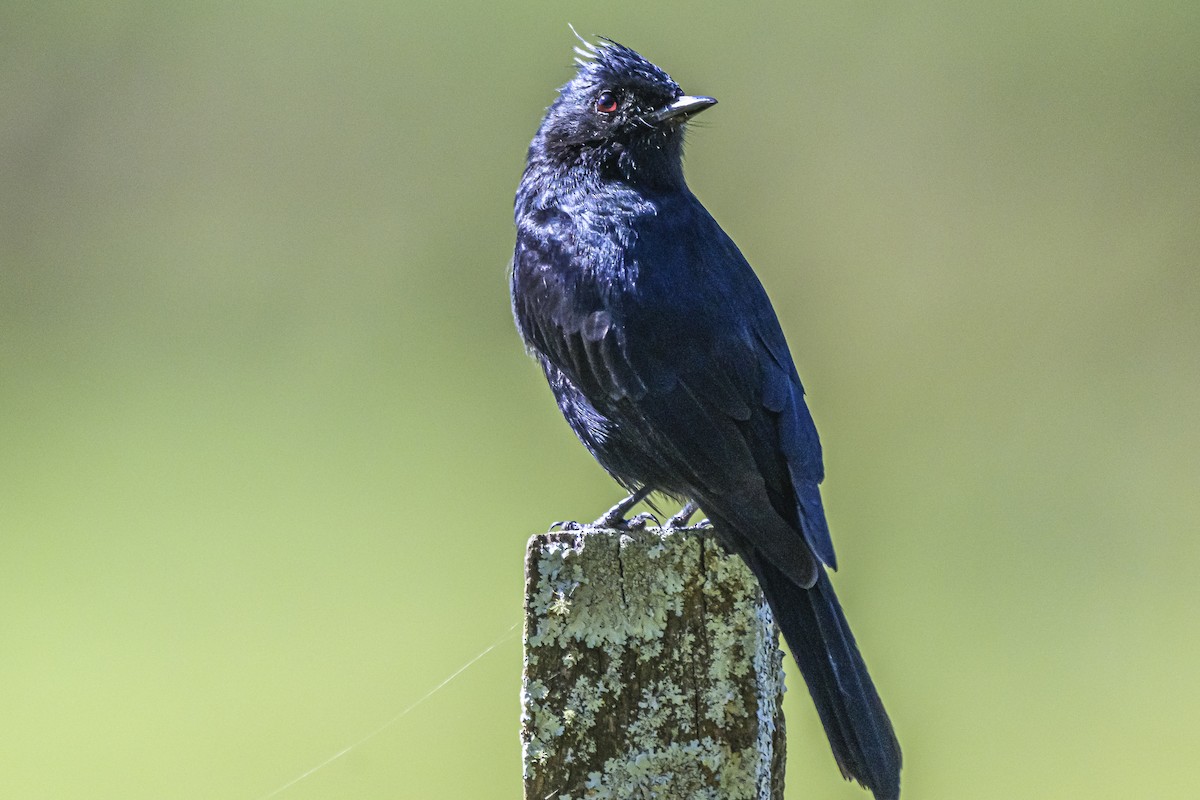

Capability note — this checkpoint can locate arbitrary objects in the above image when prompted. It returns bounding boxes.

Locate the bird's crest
[568,23,600,67]
[564,26,680,97]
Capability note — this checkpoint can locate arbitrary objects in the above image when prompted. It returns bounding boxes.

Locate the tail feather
[747,553,902,800]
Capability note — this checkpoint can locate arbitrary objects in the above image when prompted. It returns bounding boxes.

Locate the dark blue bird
[510,37,902,799]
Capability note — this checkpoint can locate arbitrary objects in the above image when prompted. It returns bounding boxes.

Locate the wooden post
[521,526,787,800]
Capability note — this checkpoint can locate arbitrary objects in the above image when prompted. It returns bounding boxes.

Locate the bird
[510,35,902,800]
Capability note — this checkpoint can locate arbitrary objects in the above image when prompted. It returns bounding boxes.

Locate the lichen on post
[521,526,786,800]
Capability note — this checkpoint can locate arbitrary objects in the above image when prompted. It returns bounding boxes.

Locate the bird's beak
[642,95,717,125]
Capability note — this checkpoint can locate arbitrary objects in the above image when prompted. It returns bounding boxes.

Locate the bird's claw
[549,512,658,532]
[623,512,660,530]
[591,509,660,530]
[664,501,700,530]
[549,487,657,533]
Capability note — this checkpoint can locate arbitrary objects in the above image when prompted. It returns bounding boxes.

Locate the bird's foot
[612,511,659,530]
[550,486,654,532]
[664,501,699,530]
[550,511,658,531]
[592,486,654,529]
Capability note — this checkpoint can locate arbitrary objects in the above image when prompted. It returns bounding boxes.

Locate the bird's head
[531,34,716,186]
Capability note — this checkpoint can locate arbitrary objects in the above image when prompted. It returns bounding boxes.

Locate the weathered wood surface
[521,526,787,800]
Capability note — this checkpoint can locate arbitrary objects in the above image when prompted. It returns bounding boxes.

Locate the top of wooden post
[522,526,787,800]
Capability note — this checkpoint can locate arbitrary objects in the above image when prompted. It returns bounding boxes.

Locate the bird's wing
[619,202,838,573]
[751,315,837,570]
[512,226,649,404]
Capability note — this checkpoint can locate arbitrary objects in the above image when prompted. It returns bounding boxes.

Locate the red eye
[595,91,618,114]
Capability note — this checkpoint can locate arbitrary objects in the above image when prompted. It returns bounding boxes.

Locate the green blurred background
[2,2,1197,798]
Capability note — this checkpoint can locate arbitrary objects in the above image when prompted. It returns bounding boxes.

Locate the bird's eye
[595,91,619,114]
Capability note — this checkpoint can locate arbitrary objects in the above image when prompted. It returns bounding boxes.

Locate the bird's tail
[746,553,902,800]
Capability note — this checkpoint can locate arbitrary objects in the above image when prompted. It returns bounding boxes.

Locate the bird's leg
[593,486,655,529]
[664,500,699,529]
[549,486,655,532]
